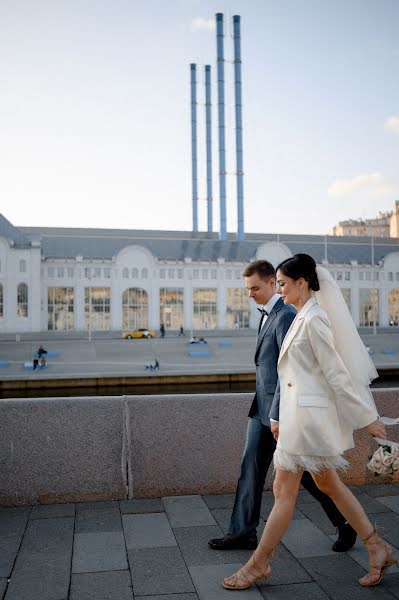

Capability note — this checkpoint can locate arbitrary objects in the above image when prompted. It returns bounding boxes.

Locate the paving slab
[0,534,24,578]
[210,508,232,534]
[384,574,399,599]
[70,570,134,600]
[265,543,313,586]
[72,531,128,573]
[123,513,176,549]
[298,501,339,535]
[163,496,216,528]
[369,511,399,548]
[173,525,252,566]
[202,494,236,510]
[296,489,318,505]
[300,554,397,600]
[354,492,394,514]
[362,484,399,497]
[0,509,32,577]
[135,596,198,600]
[281,518,335,558]
[129,547,195,596]
[119,498,164,514]
[376,495,399,515]
[259,581,330,600]
[0,507,30,533]
[189,564,264,599]
[0,579,7,600]
[75,507,122,533]
[4,517,73,600]
[30,503,75,519]
[76,501,120,511]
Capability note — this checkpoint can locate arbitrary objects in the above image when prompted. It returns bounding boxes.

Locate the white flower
[382,452,394,467]
[392,458,399,472]
[368,446,385,471]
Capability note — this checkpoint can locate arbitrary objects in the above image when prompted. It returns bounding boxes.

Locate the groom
[209,259,356,551]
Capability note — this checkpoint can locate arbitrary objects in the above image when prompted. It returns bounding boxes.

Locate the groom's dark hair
[243,260,275,280]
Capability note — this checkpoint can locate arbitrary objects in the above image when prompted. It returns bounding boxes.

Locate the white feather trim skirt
[274,448,349,474]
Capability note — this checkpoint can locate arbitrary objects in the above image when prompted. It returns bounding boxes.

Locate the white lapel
[278,296,317,364]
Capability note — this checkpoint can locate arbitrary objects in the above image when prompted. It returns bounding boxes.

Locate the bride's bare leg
[311,469,395,586]
[223,468,303,590]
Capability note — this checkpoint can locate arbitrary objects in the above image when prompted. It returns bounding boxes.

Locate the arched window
[132,268,138,278]
[193,288,217,329]
[359,288,379,327]
[226,288,249,328]
[122,288,148,329]
[122,267,129,278]
[141,268,148,279]
[159,288,184,329]
[389,288,399,326]
[48,287,74,331]
[0,283,3,317]
[17,283,28,317]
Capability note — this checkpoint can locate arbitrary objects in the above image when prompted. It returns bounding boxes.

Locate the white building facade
[2,215,399,333]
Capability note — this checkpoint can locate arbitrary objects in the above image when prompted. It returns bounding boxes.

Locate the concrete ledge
[0,391,398,505]
[0,397,127,505]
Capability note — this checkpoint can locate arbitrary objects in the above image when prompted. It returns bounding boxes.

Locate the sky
[0,0,398,235]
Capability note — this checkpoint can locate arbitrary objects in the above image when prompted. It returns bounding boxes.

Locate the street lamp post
[87,270,92,342]
[371,234,377,336]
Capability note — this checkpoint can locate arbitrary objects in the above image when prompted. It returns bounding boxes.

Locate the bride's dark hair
[276,254,320,291]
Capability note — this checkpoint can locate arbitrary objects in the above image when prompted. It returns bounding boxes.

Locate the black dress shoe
[332,522,357,552]
[208,535,257,550]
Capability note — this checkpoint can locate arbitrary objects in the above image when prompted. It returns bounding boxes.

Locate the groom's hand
[366,419,386,438]
[271,420,279,440]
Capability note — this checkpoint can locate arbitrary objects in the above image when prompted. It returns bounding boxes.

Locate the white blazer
[276,296,378,457]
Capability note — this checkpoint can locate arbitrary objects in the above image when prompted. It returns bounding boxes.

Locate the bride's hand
[271,420,279,440]
[366,419,386,438]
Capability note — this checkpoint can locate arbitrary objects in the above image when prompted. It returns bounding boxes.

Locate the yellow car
[122,328,156,340]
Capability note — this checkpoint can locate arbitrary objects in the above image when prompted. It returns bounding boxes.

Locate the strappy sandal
[223,543,272,590]
[359,528,399,587]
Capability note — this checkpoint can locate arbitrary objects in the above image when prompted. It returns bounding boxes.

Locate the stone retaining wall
[0,391,398,505]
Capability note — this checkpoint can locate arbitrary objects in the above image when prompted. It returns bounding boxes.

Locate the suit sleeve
[307,313,378,429]
[269,309,296,422]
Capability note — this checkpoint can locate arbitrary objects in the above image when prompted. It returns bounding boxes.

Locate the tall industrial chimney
[205,65,213,234]
[233,15,244,241]
[190,63,198,232]
[216,13,227,241]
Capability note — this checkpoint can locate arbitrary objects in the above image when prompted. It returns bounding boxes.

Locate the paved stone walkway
[0,485,398,599]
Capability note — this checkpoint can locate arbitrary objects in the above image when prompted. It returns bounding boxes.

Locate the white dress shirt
[258,293,281,331]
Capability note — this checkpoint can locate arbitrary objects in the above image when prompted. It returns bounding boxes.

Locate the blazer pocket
[298,394,328,408]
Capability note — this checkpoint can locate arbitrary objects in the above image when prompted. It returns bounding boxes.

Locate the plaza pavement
[1,331,399,382]
[0,485,398,599]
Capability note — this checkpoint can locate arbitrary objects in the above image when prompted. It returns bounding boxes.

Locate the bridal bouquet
[367,442,399,477]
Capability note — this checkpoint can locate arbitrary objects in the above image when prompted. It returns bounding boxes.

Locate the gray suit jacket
[248,297,296,426]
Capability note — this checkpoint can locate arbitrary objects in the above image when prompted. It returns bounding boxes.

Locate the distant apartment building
[330,201,399,237]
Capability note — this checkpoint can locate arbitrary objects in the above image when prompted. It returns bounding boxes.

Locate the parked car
[122,328,156,339]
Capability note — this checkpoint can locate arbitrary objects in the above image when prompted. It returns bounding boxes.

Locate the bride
[223,253,398,590]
